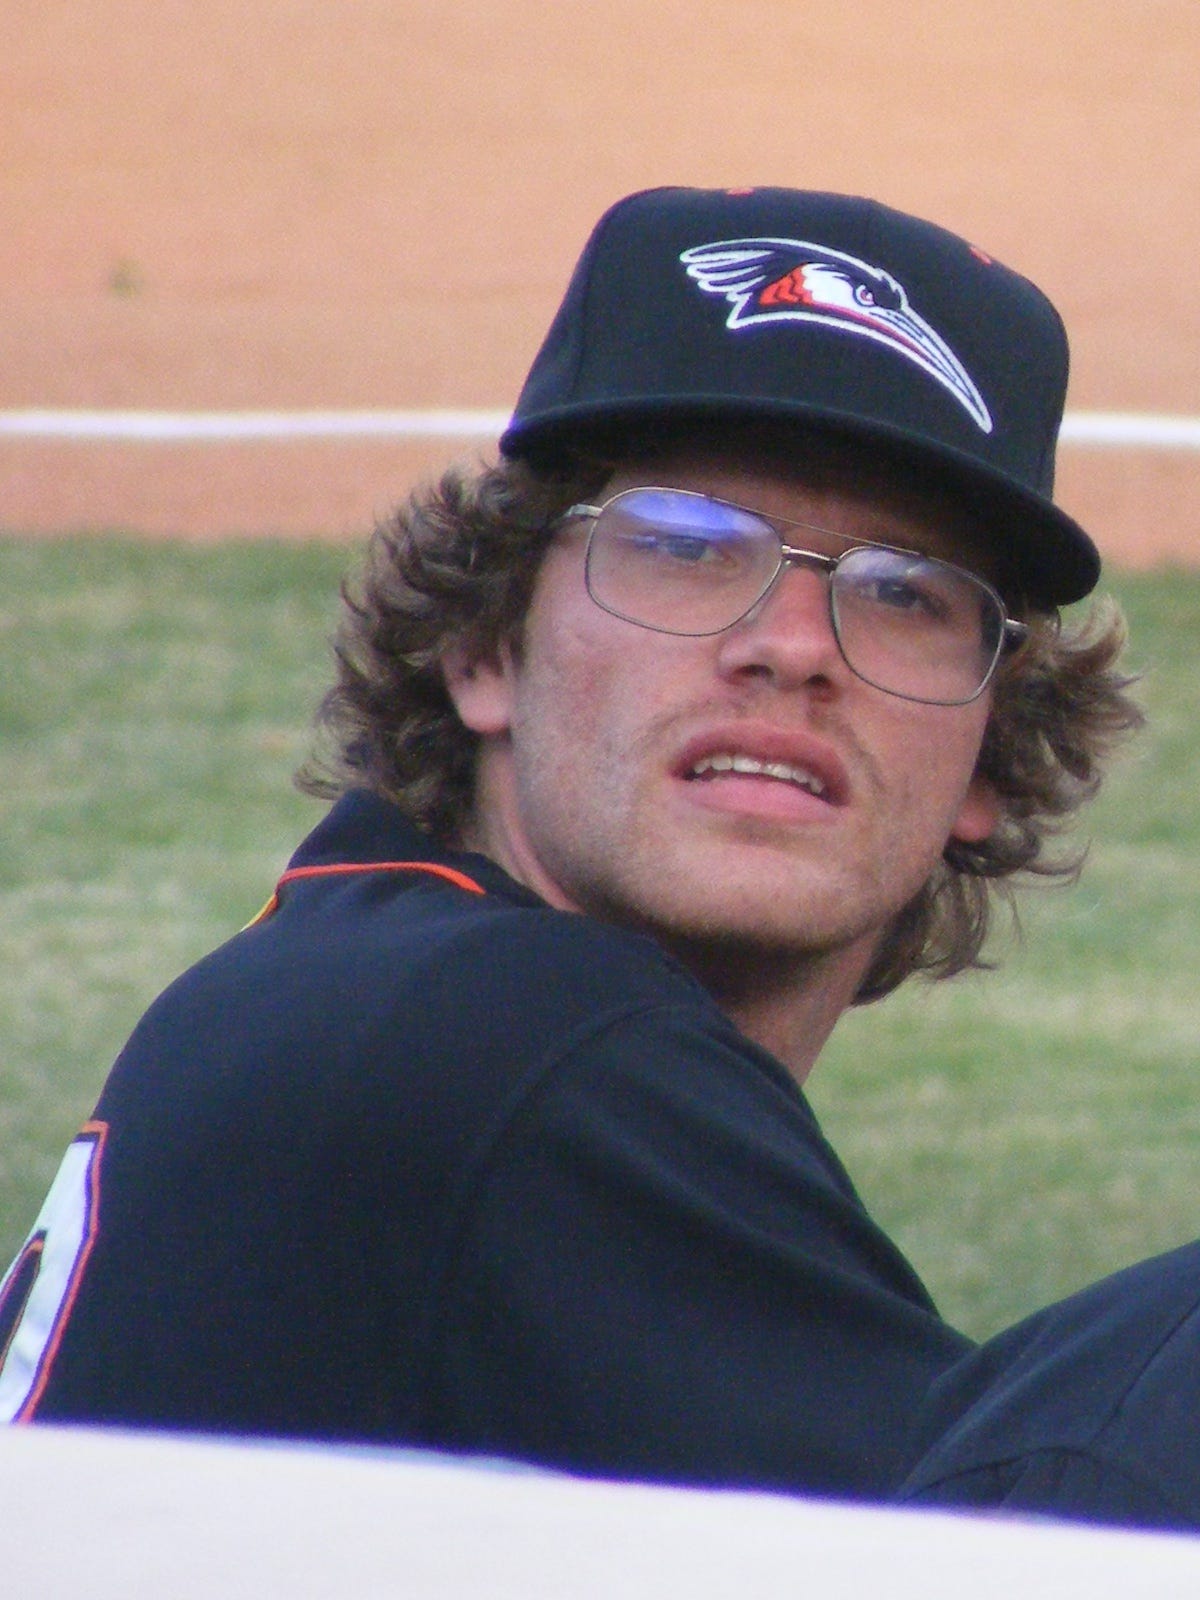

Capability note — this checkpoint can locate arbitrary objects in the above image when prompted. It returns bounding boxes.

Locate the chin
[604,885,843,963]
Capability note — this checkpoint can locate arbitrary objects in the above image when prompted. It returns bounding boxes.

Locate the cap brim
[500,396,1100,608]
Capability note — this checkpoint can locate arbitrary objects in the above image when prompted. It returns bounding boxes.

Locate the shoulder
[96,872,742,1140]
[229,790,722,1052]
[267,862,723,1045]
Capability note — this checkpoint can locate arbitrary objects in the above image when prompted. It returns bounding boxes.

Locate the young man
[4,187,1192,1526]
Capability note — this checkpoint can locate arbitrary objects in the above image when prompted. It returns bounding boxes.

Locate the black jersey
[0,790,970,1496]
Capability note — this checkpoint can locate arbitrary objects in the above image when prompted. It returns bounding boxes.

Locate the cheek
[925,706,994,843]
[509,620,677,845]
[874,700,990,833]
[509,629,610,789]
[519,580,653,750]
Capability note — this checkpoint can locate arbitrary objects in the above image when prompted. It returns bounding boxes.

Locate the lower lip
[676,772,837,825]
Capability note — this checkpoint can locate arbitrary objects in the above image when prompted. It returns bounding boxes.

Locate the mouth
[687,751,830,800]
[672,726,850,818]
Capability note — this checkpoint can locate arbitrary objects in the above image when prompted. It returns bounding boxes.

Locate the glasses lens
[831,546,1004,704]
[584,489,780,636]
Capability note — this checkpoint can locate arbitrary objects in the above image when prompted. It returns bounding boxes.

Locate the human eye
[870,574,945,617]
[618,527,719,562]
[657,530,727,564]
[599,490,773,598]
[621,520,745,573]
[848,553,956,625]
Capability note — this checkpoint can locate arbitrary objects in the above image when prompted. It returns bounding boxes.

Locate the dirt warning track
[3,1,1197,563]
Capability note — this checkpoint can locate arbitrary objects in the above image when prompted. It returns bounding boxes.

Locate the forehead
[598,434,1001,582]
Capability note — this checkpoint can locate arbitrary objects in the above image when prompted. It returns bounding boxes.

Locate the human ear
[440,639,516,737]
[950,773,1000,845]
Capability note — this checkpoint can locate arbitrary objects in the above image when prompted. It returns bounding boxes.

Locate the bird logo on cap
[680,236,993,433]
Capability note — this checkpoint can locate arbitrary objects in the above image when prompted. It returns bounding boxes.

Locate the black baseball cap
[500,186,1099,605]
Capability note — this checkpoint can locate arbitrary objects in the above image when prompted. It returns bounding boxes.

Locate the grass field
[1,535,1198,1340]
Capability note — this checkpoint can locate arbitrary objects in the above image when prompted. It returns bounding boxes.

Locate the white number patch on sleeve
[0,1121,108,1422]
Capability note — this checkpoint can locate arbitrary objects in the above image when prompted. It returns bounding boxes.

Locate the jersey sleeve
[413,1000,972,1498]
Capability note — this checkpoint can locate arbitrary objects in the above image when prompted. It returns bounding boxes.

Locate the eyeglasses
[562,487,1027,706]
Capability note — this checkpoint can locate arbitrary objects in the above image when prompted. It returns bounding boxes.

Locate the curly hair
[299,449,1142,1003]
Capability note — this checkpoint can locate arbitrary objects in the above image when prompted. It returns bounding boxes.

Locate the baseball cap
[500,186,1100,606]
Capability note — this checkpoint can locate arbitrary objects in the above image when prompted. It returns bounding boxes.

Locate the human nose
[713,562,848,691]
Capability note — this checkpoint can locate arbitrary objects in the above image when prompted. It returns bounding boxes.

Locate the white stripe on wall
[0,409,513,441]
[1057,413,1200,448]
[1,408,1199,447]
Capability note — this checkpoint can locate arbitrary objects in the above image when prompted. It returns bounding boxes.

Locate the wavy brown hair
[300,446,1142,1002]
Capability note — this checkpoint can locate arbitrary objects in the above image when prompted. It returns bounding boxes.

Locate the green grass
[812,570,1200,1335]
[1,537,1198,1341]
[0,536,346,1245]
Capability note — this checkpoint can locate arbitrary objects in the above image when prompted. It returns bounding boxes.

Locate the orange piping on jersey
[243,894,280,929]
[244,860,487,929]
[277,861,487,894]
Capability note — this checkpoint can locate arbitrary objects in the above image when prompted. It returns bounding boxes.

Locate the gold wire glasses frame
[562,488,1028,706]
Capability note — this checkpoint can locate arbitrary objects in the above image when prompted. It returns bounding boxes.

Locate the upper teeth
[690,753,826,796]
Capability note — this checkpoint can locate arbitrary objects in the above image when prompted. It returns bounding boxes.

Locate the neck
[656,931,876,1086]
[457,760,876,1087]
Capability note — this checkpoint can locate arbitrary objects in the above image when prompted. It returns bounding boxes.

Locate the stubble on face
[454,443,999,1045]
[495,550,982,967]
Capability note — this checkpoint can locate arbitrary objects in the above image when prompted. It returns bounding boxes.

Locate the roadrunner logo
[679,236,993,433]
